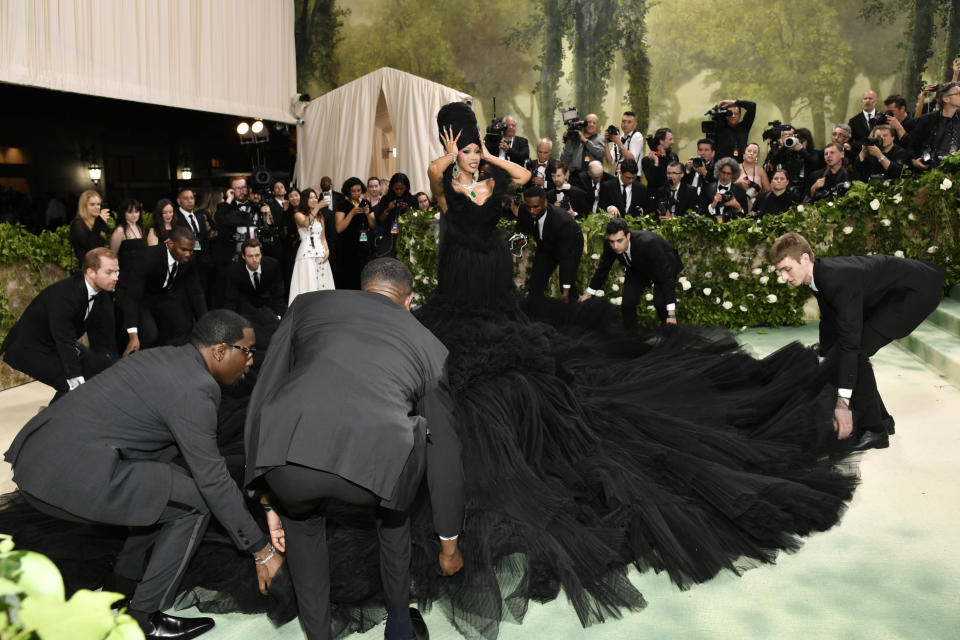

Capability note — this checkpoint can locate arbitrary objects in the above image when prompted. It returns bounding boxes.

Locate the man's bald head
[587,160,604,179]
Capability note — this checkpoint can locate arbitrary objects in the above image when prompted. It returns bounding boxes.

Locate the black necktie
[622,184,628,207]
[253,271,261,292]
[85,294,96,321]
[624,251,632,267]
[187,213,199,236]
[166,262,178,289]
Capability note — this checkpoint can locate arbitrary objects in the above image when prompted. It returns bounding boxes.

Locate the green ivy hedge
[397,153,959,328]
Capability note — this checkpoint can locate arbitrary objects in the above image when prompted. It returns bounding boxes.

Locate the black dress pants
[5,343,114,401]
[621,274,668,329]
[137,292,195,347]
[265,465,417,640]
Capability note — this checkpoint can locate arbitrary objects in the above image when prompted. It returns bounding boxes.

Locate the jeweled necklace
[455,176,479,199]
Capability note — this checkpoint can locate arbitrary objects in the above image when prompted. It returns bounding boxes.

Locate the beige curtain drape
[296,67,472,195]
[0,0,297,123]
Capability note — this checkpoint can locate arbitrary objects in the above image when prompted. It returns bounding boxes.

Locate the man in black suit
[598,159,647,218]
[245,258,464,640]
[525,138,556,188]
[700,158,748,221]
[5,310,282,639]
[120,226,207,355]
[641,127,679,197]
[512,186,584,301]
[487,115,529,165]
[848,89,879,144]
[0,247,119,401]
[546,162,590,218]
[175,188,215,305]
[224,238,285,352]
[654,161,700,220]
[770,232,945,451]
[575,160,616,215]
[806,143,852,203]
[682,138,718,194]
[579,218,683,329]
[853,124,909,181]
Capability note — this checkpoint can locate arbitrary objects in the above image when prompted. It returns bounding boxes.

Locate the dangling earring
[452,163,460,180]
[473,170,479,181]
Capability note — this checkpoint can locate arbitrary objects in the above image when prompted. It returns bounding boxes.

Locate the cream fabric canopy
[0,0,297,123]
[296,67,472,195]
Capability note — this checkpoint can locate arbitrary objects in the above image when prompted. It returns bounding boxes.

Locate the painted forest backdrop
[295,0,960,160]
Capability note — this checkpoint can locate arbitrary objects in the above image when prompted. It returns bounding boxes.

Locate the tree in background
[295,0,349,96]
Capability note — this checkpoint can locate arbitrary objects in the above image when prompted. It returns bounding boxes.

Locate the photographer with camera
[880,94,916,144]
[765,124,818,190]
[914,58,960,119]
[854,124,909,182]
[710,99,756,161]
[806,143,852,202]
[701,158,748,222]
[547,162,590,217]
[827,124,859,168]
[653,161,699,221]
[736,142,770,213]
[598,159,646,218]
[560,112,605,176]
[682,138,717,194]
[375,173,419,258]
[525,139,557,187]
[604,111,645,172]
[641,127,679,197]
[485,115,529,165]
[909,81,960,172]
[848,90,879,145]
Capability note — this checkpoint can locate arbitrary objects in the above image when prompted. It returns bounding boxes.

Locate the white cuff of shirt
[562,284,571,289]
[838,388,853,399]
[66,376,85,391]
[666,303,676,311]
[707,204,717,214]
[127,327,138,334]
[438,534,459,541]
[585,287,598,296]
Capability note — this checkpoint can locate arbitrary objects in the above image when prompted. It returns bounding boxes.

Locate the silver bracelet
[254,544,276,565]
[446,152,457,159]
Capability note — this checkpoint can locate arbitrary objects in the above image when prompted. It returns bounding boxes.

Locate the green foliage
[295,0,349,96]
[394,158,960,327]
[0,534,143,640]
[0,224,75,274]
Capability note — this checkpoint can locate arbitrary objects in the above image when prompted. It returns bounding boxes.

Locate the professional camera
[744,180,760,199]
[719,191,735,204]
[691,157,705,169]
[812,180,852,202]
[863,136,883,147]
[561,107,587,143]
[606,125,620,139]
[484,116,507,149]
[701,105,734,135]
[395,200,410,214]
[783,135,801,149]
[762,120,793,144]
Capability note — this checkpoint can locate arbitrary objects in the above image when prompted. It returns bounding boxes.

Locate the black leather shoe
[410,608,429,640]
[851,429,890,452]
[881,415,896,435]
[141,611,215,640]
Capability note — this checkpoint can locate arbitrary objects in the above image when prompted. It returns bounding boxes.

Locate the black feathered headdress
[437,102,482,150]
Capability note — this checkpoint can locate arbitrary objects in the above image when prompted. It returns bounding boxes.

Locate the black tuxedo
[700,182,748,221]
[487,135,530,165]
[854,144,910,181]
[812,255,945,433]
[244,290,464,638]
[588,230,683,328]
[654,183,700,218]
[848,111,879,144]
[516,204,584,298]
[641,150,679,196]
[5,344,267,614]
[224,256,285,352]
[0,275,117,394]
[119,243,207,347]
[682,161,717,192]
[576,173,616,214]
[173,208,210,252]
[806,166,852,202]
[546,184,590,218]
[598,179,647,217]
[525,158,557,187]
[174,207,215,305]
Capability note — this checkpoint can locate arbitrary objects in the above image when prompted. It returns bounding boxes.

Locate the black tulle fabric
[0,165,859,640]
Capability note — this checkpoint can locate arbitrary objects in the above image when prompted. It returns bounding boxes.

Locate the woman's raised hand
[442,126,461,156]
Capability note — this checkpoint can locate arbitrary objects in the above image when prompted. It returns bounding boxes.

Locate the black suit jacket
[516,204,584,287]
[546,185,590,217]
[598,179,647,217]
[699,182,748,220]
[588,230,683,304]
[244,290,463,533]
[654,183,700,217]
[524,158,557,187]
[119,243,207,331]
[487,136,529,165]
[5,344,266,551]
[848,111,877,144]
[812,255,945,391]
[0,275,117,381]
[224,256,285,318]
[174,208,210,252]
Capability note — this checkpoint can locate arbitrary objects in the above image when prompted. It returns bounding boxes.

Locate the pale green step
[928,297,960,338]
[896,320,960,389]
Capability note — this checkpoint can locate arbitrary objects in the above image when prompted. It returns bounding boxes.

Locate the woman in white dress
[288,188,335,305]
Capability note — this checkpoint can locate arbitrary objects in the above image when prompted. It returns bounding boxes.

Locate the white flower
[759,275,770,285]
[739,305,748,312]
[715,297,721,304]
[610,297,622,305]
[880,218,891,227]
[722,301,733,309]
[940,178,953,190]
[893,193,902,204]
[644,293,654,301]
[595,290,605,297]
[828,201,835,207]
[842,226,854,235]
[752,268,762,275]
[869,198,881,211]
[703,287,712,296]
[433,212,441,220]
[420,276,430,283]
[725,246,735,254]
[646,304,654,310]
[767,294,778,303]
[611,283,620,291]
[618,275,625,283]
[729,272,739,280]
[681,280,691,291]
[704,271,713,278]
[908,213,916,221]
[747,293,756,299]
[927,246,938,254]
[590,253,600,260]
[767,264,776,272]
[777,275,786,283]
[796,205,805,213]
[894,250,904,258]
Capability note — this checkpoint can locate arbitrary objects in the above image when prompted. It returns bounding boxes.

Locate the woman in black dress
[69,189,110,267]
[332,177,376,290]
